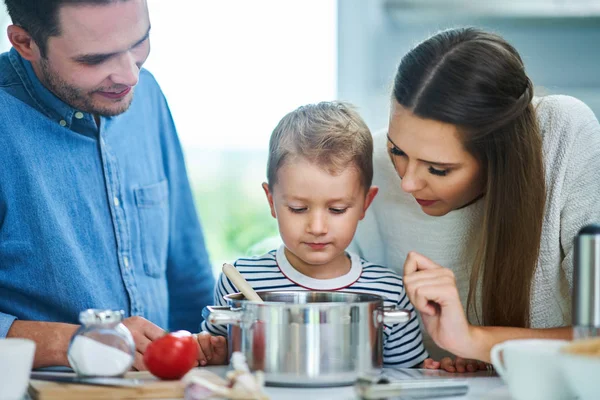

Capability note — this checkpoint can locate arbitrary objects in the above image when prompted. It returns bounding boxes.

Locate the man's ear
[7,25,43,61]
[360,186,379,219]
[262,182,277,219]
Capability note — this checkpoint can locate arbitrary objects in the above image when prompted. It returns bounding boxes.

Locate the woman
[352,27,600,372]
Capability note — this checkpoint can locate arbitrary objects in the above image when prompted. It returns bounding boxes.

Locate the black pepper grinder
[573,224,600,339]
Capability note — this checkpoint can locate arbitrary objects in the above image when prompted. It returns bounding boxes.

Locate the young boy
[197,101,427,368]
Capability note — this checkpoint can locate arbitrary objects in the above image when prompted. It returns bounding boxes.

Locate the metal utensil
[222,263,264,302]
[355,374,469,399]
[30,371,144,387]
[573,224,600,339]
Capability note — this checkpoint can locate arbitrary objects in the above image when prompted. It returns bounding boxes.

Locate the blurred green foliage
[188,150,280,275]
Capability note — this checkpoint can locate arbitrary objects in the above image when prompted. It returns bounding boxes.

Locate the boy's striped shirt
[201,245,428,368]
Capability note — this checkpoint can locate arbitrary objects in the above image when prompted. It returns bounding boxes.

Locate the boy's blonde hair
[266,101,373,191]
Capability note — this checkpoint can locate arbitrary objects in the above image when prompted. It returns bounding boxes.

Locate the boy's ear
[7,25,42,62]
[360,186,379,220]
[262,182,277,218]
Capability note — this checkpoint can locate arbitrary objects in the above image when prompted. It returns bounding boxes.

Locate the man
[0,0,216,370]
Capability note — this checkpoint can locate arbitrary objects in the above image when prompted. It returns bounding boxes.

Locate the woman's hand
[404,251,574,362]
[403,251,476,359]
[423,357,488,373]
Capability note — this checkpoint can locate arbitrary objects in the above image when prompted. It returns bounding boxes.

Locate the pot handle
[202,306,243,326]
[383,308,411,325]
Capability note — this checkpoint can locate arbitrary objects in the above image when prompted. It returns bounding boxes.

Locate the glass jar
[67,309,135,377]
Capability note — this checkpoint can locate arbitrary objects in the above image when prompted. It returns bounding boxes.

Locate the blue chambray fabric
[0,48,215,337]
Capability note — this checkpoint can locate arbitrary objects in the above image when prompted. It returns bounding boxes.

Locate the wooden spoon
[222,263,264,303]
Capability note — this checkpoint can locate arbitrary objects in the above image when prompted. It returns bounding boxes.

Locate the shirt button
[74,112,84,119]
[59,120,67,127]
[113,197,120,207]
[123,257,130,268]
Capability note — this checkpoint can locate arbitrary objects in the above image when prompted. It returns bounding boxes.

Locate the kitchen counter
[203,366,509,399]
[26,367,510,399]
[269,375,508,399]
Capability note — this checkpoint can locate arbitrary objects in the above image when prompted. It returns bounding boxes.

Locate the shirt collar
[275,245,362,290]
[8,47,96,133]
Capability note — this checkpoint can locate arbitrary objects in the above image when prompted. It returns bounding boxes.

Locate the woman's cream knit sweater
[352,95,600,358]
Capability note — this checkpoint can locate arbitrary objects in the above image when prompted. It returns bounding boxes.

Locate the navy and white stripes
[201,246,428,368]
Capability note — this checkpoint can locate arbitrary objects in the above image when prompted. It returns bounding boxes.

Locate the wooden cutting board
[28,371,185,400]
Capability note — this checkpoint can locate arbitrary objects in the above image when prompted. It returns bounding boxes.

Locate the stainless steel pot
[203,290,410,387]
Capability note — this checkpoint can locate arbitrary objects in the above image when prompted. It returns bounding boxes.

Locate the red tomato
[144,330,199,380]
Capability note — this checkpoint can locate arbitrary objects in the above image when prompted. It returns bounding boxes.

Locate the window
[0,1,337,275]
[144,1,337,274]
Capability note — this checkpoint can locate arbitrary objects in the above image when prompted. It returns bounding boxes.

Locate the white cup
[0,338,36,400]
[490,339,574,400]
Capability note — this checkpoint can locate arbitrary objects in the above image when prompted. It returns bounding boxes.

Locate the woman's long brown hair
[392,28,546,327]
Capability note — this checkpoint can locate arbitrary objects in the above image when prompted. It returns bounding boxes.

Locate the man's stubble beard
[38,58,134,117]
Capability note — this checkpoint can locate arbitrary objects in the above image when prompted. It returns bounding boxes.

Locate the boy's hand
[195,332,229,366]
[423,357,488,373]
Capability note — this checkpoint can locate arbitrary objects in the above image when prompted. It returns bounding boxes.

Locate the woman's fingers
[457,357,486,373]
[405,277,455,316]
[403,251,443,277]
[422,358,441,369]
[425,357,487,374]
[403,267,455,285]
[440,357,456,373]
[406,283,459,316]
[403,253,458,316]
[467,359,485,372]
[404,276,456,296]
[455,357,467,373]
[402,253,472,360]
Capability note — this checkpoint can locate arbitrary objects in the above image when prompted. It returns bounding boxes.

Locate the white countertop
[27,367,510,399]
[206,366,510,399]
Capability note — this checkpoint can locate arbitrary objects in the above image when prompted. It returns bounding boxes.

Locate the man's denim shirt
[0,48,215,337]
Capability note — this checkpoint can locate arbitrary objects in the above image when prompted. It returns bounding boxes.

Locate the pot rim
[222,289,386,306]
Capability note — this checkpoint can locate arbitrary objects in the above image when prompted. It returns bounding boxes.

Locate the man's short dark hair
[3,0,126,57]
